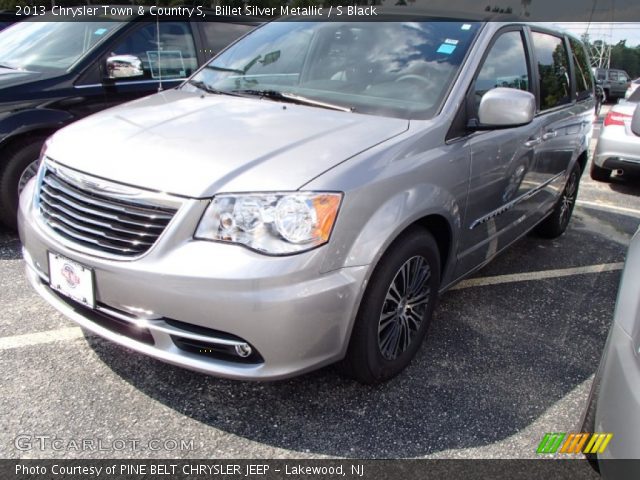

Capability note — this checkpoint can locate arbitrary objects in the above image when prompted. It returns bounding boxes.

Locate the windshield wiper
[204,65,246,75]
[232,89,354,113]
[0,63,17,70]
[186,79,242,97]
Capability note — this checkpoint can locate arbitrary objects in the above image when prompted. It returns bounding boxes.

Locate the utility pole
[589,39,612,69]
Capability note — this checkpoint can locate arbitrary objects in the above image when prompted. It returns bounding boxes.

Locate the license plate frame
[48,252,95,309]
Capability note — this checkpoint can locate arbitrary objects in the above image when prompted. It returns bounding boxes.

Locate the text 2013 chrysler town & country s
[19,17,595,383]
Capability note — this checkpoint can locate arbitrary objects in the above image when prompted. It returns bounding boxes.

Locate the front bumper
[18,181,368,380]
[593,125,640,172]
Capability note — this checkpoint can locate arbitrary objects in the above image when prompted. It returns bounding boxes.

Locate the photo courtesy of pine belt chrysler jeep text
[19,15,595,383]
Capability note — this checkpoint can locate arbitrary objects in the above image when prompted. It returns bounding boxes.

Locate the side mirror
[632,104,640,137]
[106,55,143,79]
[477,87,536,128]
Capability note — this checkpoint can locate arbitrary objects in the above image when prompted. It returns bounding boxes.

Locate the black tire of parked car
[339,227,440,384]
[580,359,603,473]
[590,161,612,183]
[535,162,581,238]
[0,137,45,229]
[595,86,604,117]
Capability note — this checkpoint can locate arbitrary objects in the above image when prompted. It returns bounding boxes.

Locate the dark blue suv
[0,14,257,228]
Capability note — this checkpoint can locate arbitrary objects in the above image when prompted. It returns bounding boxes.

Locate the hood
[46,89,408,198]
[0,68,48,90]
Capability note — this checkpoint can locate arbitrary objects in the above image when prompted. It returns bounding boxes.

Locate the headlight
[195,192,342,255]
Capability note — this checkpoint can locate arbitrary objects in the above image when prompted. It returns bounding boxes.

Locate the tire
[595,98,602,118]
[581,364,602,473]
[0,138,44,230]
[590,161,612,182]
[339,227,441,384]
[535,162,580,239]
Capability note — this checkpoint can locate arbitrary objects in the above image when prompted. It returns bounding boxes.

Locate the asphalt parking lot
[1,106,639,469]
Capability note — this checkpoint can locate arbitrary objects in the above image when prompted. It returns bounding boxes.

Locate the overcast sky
[382,0,640,47]
[553,22,640,47]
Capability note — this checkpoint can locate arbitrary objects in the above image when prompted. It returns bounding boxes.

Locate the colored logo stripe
[584,433,613,454]
[537,433,566,454]
[560,433,589,453]
[537,433,613,454]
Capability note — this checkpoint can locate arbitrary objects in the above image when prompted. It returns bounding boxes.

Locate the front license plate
[48,252,95,308]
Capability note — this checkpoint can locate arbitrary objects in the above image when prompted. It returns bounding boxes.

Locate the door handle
[524,137,542,147]
[542,131,558,141]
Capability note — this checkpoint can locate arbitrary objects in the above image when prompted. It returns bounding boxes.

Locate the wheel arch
[0,108,74,166]
[326,185,460,287]
[0,129,52,160]
[575,149,588,174]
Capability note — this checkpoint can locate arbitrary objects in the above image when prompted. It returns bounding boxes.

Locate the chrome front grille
[37,161,179,257]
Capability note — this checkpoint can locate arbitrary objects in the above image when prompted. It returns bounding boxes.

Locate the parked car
[624,77,640,99]
[581,225,640,476]
[0,11,19,31]
[19,17,595,383]
[595,68,631,103]
[0,14,258,229]
[591,88,640,181]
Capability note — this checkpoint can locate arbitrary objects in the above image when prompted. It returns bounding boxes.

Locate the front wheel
[535,162,581,238]
[340,228,440,384]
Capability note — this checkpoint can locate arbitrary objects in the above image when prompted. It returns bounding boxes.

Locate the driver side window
[474,30,530,112]
[110,22,197,81]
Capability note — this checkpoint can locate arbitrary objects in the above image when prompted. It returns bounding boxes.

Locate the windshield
[183,21,481,119]
[0,21,120,72]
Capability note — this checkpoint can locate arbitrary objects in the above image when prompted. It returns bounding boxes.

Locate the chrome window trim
[74,79,183,89]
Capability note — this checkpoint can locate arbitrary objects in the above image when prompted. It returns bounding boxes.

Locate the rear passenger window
[569,38,594,101]
[532,32,571,110]
[474,30,529,108]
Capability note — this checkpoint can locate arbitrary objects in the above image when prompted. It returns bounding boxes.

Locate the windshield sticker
[461,24,472,30]
[94,28,107,35]
[444,39,459,45]
[437,43,457,55]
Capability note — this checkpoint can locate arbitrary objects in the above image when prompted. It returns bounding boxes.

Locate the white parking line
[0,263,626,349]
[0,326,82,350]
[577,200,640,217]
[451,262,624,291]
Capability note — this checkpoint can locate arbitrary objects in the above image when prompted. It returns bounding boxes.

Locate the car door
[456,27,546,277]
[613,71,629,97]
[102,21,199,108]
[526,29,585,215]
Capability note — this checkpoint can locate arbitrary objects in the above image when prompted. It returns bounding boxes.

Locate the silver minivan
[19,17,595,383]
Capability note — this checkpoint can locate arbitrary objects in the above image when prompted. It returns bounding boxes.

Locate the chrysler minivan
[19,16,595,383]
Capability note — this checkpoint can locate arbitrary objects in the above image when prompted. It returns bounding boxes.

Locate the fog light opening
[235,343,252,358]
